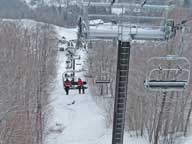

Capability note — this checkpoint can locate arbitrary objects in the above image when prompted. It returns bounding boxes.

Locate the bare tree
[0,20,57,144]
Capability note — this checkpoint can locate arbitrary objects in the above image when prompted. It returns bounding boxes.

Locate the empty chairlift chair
[144,55,190,91]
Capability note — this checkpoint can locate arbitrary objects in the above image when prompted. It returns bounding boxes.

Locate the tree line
[0,0,81,28]
[0,20,57,144]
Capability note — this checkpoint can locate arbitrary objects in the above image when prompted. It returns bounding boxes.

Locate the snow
[54,26,77,41]
[45,26,107,144]
[184,137,192,144]
[45,46,106,144]
[22,0,78,8]
[1,18,77,41]
[89,19,104,26]
[1,18,39,26]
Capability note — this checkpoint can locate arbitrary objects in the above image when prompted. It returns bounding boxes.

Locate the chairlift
[95,72,111,84]
[66,60,70,63]
[62,70,86,80]
[78,1,175,41]
[144,55,190,91]
[62,70,88,90]
[66,60,72,69]
[95,80,111,84]
[66,47,76,54]
[94,72,112,98]
[59,48,65,51]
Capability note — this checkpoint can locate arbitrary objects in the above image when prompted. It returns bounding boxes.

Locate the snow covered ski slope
[45,28,107,144]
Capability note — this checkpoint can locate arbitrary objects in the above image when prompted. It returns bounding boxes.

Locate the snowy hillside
[22,0,79,7]
[1,18,76,40]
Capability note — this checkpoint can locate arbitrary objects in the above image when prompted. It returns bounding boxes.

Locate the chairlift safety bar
[147,68,190,83]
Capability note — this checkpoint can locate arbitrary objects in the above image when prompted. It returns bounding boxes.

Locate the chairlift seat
[59,47,65,51]
[144,56,190,91]
[66,65,72,69]
[65,81,87,90]
[144,80,187,89]
[95,80,110,84]
[66,60,71,64]
[71,81,87,85]
[70,86,88,90]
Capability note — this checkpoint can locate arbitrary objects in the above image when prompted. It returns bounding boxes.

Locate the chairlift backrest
[95,71,111,84]
[144,55,190,91]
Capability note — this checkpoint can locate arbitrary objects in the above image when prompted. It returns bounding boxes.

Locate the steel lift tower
[78,1,175,144]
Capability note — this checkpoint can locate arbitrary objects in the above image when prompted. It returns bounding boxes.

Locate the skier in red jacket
[64,79,71,95]
[77,78,85,94]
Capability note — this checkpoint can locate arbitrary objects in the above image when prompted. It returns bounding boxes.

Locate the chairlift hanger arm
[169,17,192,35]
[174,17,192,30]
[146,56,191,64]
[141,0,147,8]
[181,17,192,24]
[111,0,115,6]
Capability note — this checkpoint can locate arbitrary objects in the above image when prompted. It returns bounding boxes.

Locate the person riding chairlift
[77,78,85,94]
[64,78,71,95]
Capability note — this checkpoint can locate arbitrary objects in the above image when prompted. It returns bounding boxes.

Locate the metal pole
[73,59,75,77]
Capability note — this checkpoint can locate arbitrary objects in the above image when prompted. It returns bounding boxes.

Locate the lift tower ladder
[78,1,175,144]
[112,38,130,144]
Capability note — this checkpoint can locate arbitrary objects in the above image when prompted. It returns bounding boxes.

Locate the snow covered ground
[45,39,107,144]
[45,50,106,144]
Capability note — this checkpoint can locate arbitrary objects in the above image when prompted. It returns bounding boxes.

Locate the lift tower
[78,1,175,144]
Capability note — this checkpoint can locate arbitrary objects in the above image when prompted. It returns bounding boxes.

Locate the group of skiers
[64,78,85,95]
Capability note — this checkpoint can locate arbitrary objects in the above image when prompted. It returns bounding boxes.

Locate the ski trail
[45,48,106,144]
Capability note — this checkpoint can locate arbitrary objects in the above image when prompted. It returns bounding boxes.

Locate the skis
[67,100,76,105]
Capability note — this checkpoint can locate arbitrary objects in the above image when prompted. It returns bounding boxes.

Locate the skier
[77,78,85,94]
[64,78,71,95]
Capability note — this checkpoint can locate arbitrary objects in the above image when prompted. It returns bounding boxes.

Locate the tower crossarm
[84,24,173,41]
[83,2,174,10]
